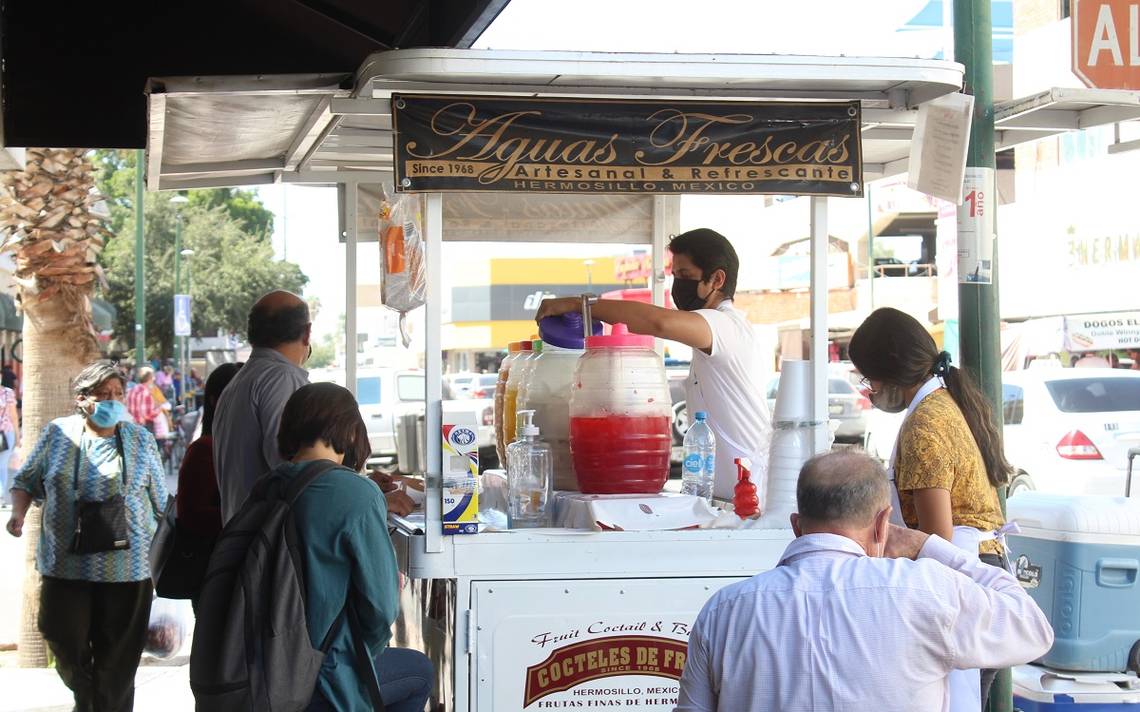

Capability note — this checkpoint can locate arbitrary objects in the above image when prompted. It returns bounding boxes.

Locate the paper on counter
[552,492,720,531]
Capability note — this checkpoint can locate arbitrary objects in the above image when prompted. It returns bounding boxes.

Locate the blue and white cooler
[1007,493,1140,673]
[1013,665,1140,710]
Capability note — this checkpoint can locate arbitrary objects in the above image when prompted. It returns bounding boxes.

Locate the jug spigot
[580,293,597,341]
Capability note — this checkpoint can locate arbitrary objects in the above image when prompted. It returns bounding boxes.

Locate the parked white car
[1003,368,1140,497]
[310,367,495,465]
[445,372,479,398]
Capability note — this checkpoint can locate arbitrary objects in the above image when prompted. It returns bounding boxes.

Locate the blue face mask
[88,399,129,429]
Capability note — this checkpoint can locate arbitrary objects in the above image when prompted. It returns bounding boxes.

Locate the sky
[257,0,945,340]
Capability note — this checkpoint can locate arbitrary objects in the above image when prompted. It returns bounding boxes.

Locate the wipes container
[1007,493,1140,672]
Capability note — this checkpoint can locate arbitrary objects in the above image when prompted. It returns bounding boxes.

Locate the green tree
[307,333,337,369]
[94,150,306,357]
[187,188,274,238]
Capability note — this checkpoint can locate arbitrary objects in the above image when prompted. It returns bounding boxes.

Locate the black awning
[0,0,510,149]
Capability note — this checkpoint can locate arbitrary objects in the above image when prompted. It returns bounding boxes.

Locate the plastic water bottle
[681,411,716,501]
[506,410,553,528]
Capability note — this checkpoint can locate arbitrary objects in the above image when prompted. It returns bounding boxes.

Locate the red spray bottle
[733,457,759,519]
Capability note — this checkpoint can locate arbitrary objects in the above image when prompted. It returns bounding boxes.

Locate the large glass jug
[520,313,602,491]
[493,341,523,466]
[569,324,672,494]
[503,339,541,455]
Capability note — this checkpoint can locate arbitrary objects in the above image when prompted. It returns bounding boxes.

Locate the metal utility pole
[134,150,146,366]
[954,2,1008,711]
[174,214,182,380]
[170,193,188,390]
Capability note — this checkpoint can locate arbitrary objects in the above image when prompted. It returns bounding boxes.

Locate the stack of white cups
[755,359,816,529]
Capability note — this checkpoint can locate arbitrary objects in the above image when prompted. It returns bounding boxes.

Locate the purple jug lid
[538,313,603,350]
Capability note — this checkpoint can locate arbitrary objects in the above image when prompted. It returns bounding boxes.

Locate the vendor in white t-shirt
[536,228,772,499]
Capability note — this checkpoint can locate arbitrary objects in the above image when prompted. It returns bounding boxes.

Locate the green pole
[954,3,1009,711]
[134,150,146,366]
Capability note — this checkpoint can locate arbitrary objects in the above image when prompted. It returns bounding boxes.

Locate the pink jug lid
[585,323,654,349]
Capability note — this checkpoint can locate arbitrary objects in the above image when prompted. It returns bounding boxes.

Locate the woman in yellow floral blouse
[849,307,1014,704]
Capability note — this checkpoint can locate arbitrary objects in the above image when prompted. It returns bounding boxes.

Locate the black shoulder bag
[71,426,131,555]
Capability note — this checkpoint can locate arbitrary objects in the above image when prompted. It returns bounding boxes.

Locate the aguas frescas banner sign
[392,94,863,196]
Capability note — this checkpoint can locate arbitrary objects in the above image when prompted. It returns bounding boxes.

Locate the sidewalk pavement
[0,657,194,712]
[1,513,196,711]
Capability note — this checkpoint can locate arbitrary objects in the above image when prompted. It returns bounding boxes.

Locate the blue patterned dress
[13,414,167,582]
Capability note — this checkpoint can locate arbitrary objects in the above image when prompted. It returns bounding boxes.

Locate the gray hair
[136,366,155,383]
[73,360,127,397]
[796,451,890,527]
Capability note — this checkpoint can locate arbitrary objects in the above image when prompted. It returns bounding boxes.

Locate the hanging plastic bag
[379,187,426,347]
[144,596,192,659]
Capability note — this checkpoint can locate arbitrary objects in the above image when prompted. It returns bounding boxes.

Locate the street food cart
[144,49,966,710]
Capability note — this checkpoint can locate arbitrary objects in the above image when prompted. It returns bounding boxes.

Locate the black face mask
[671,278,710,312]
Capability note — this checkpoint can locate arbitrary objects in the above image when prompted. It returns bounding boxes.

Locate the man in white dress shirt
[676,451,1053,712]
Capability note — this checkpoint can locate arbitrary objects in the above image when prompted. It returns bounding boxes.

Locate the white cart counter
[391,522,792,711]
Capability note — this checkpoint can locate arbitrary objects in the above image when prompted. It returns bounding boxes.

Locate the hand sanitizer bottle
[506,410,553,528]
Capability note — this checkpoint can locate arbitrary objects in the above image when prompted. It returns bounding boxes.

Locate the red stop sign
[1072,0,1140,89]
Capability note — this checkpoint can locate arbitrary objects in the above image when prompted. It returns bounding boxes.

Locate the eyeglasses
[858,377,877,394]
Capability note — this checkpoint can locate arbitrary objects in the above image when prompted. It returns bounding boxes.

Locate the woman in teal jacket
[272,382,432,712]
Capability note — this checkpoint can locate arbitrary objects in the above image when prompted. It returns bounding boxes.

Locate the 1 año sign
[1073,0,1140,90]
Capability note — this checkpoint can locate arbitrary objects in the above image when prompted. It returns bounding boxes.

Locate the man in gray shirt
[213,291,312,522]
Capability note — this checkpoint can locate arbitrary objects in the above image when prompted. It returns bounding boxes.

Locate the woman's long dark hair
[849,307,1012,487]
[201,362,243,437]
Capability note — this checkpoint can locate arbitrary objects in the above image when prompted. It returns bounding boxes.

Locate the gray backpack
[189,460,385,711]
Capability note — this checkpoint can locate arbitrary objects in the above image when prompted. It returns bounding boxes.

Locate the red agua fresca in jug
[568,324,672,494]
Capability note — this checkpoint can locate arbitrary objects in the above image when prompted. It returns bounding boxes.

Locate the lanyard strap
[72,425,127,500]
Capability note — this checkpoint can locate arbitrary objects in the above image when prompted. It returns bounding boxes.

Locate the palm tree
[0,148,105,667]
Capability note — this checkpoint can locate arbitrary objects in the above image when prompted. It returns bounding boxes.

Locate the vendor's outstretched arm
[536,296,713,352]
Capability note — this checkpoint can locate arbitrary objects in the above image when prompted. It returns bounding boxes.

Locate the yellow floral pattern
[896,389,1005,555]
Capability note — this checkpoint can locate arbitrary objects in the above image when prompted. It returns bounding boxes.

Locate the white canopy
[146,48,969,191]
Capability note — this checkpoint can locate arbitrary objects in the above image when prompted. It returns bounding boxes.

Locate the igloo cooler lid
[1013,664,1140,704]
[1008,493,1140,542]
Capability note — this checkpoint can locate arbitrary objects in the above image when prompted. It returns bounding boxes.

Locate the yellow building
[444,256,634,370]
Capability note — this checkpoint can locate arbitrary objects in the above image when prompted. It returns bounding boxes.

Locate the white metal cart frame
[145,48,977,710]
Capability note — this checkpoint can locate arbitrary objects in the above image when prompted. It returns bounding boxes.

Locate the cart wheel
[1129,640,1140,674]
[672,401,690,444]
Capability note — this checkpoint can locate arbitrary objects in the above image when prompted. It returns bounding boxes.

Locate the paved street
[0,513,193,711]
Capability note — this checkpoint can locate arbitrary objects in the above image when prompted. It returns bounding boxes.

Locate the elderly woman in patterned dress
[5,360,167,712]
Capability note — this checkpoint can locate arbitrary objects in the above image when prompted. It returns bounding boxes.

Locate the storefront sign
[392,94,862,196]
[1064,311,1140,350]
[615,253,672,282]
[1072,0,1140,90]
